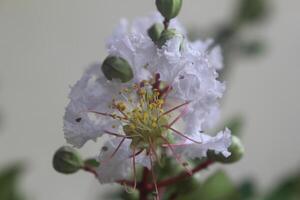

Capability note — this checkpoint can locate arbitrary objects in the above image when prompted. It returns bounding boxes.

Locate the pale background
[0,0,299,199]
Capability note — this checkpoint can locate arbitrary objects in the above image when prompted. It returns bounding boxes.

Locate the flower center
[112,81,170,149]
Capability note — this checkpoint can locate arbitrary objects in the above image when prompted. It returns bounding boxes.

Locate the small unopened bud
[157,29,181,48]
[155,0,183,20]
[101,56,133,83]
[53,146,83,174]
[148,23,164,43]
[208,136,244,164]
[238,0,267,23]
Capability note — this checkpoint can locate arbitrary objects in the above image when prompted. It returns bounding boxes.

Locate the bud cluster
[99,0,184,84]
[55,0,246,199]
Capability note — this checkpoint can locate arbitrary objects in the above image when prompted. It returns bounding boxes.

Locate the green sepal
[157,29,180,48]
[84,159,100,168]
[148,23,164,43]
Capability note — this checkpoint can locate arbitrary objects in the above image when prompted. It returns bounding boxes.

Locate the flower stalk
[115,160,214,199]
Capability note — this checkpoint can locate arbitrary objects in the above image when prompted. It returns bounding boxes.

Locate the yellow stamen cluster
[111,82,169,149]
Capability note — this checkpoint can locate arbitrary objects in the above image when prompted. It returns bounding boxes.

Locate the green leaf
[198,170,239,200]
[238,180,257,200]
[0,163,26,200]
[265,171,300,200]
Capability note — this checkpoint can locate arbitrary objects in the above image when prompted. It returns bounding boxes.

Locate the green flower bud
[101,56,133,83]
[53,146,83,174]
[155,0,183,20]
[157,29,181,48]
[208,136,244,164]
[148,23,164,43]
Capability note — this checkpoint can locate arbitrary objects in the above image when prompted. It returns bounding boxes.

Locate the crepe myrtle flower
[63,12,232,193]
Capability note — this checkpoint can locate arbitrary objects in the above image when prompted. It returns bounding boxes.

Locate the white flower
[63,13,231,183]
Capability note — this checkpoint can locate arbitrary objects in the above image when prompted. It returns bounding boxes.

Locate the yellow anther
[154,91,160,97]
[152,122,158,128]
[123,88,129,93]
[116,102,126,111]
[156,99,164,106]
[139,88,146,96]
[143,112,149,120]
[149,104,154,109]
[130,124,136,130]
[133,84,138,89]
[142,80,149,85]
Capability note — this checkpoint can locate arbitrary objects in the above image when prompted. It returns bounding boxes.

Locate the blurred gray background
[0,0,299,199]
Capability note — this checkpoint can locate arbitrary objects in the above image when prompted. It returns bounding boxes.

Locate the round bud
[53,146,83,174]
[148,23,164,43]
[155,0,183,20]
[157,29,180,48]
[208,136,244,164]
[101,56,134,83]
[238,0,267,23]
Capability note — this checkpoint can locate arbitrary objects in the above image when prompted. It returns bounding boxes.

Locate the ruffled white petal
[64,64,122,147]
[96,138,132,183]
[96,138,150,183]
[173,128,232,159]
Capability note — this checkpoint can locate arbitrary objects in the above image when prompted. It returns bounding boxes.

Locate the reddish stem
[82,166,98,177]
[139,167,150,200]
[163,18,170,30]
[117,160,214,195]
[84,158,214,199]
[156,160,214,188]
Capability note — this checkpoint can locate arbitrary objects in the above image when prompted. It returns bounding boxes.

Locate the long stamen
[149,152,160,200]
[88,111,128,121]
[104,130,133,138]
[161,136,192,175]
[132,146,137,190]
[118,109,129,119]
[101,138,126,166]
[166,105,189,128]
[167,127,202,144]
[161,101,191,116]
[110,138,126,159]
[149,138,160,164]
[129,149,144,158]
[162,143,188,147]
[159,85,172,99]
